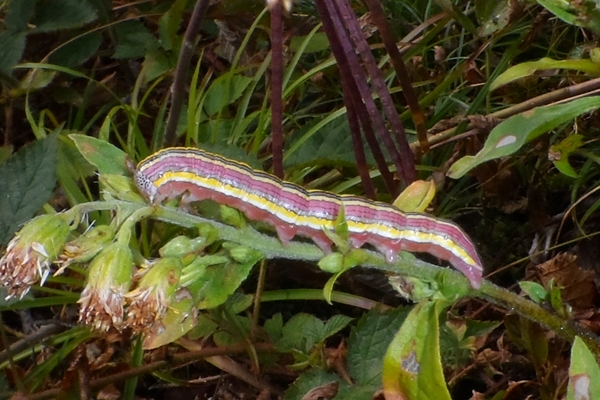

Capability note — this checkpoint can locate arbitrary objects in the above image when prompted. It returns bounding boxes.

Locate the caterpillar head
[136,171,157,203]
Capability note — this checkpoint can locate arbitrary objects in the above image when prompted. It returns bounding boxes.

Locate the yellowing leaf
[393,180,436,213]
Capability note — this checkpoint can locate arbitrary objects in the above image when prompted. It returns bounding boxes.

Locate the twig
[164,0,210,147]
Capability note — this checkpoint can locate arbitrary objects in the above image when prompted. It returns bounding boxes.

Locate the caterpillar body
[134,147,483,288]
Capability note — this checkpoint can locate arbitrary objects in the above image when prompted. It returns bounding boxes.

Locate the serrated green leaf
[347,308,408,387]
[69,134,129,175]
[448,97,600,179]
[264,313,284,343]
[323,315,353,339]
[0,30,27,74]
[31,0,97,32]
[158,0,187,51]
[194,254,260,309]
[284,369,344,400]
[0,146,13,165]
[383,300,451,400]
[278,313,321,352]
[142,47,175,81]
[0,135,58,246]
[186,314,219,340]
[6,0,38,32]
[48,31,102,68]
[284,118,357,168]
[567,337,600,400]
[204,73,253,116]
[113,20,157,59]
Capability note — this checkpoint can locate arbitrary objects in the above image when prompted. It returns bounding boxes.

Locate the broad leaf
[491,58,600,91]
[382,300,451,400]
[567,337,600,400]
[203,73,253,116]
[0,135,58,246]
[347,308,409,387]
[448,96,600,179]
[31,0,97,32]
[194,248,262,309]
[69,134,129,175]
[0,31,26,74]
[393,180,436,213]
[113,20,157,59]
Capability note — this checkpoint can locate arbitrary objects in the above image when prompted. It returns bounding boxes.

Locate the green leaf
[0,146,14,165]
[31,0,97,32]
[567,337,600,400]
[143,293,197,349]
[284,369,344,400]
[264,313,284,343]
[382,300,452,400]
[322,315,353,339]
[0,135,58,246]
[549,134,584,178]
[393,180,436,213]
[113,20,157,59]
[203,73,253,116]
[142,47,175,81]
[347,308,409,386]
[491,58,600,91]
[69,134,129,175]
[476,0,511,36]
[6,0,38,32]
[289,32,331,54]
[0,31,27,74]
[284,118,357,168]
[158,0,187,51]
[18,69,57,93]
[277,313,321,352]
[194,250,261,309]
[48,31,103,68]
[519,281,548,303]
[448,96,600,178]
[536,0,600,33]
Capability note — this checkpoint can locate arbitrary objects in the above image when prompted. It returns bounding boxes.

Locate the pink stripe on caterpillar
[135,147,483,288]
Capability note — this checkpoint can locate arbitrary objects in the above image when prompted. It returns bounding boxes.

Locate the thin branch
[164,0,210,147]
[335,0,416,183]
[363,0,429,154]
[270,2,285,178]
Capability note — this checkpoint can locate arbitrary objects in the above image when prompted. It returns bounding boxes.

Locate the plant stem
[164,0,210,146]
[152,203,600,355]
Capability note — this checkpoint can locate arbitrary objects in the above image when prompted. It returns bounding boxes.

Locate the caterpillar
[134,147,483,288]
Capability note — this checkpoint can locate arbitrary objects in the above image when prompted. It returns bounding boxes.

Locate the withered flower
[78,242,133,332]
[0,214,72,300]
[56,225,115,275]
[125,257,182,335]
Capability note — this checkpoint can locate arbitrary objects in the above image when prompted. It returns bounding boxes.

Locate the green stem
[150,204,600,354]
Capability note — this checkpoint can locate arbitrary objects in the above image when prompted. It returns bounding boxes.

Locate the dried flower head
[56,225,115,275]
[125,257,182,335]
[0,214,72,299]
[78,242,133,332]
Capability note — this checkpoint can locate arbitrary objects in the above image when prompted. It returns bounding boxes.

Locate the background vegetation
[2,0,600,398]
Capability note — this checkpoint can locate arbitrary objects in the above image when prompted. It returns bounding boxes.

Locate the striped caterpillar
[134,147,483,288]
